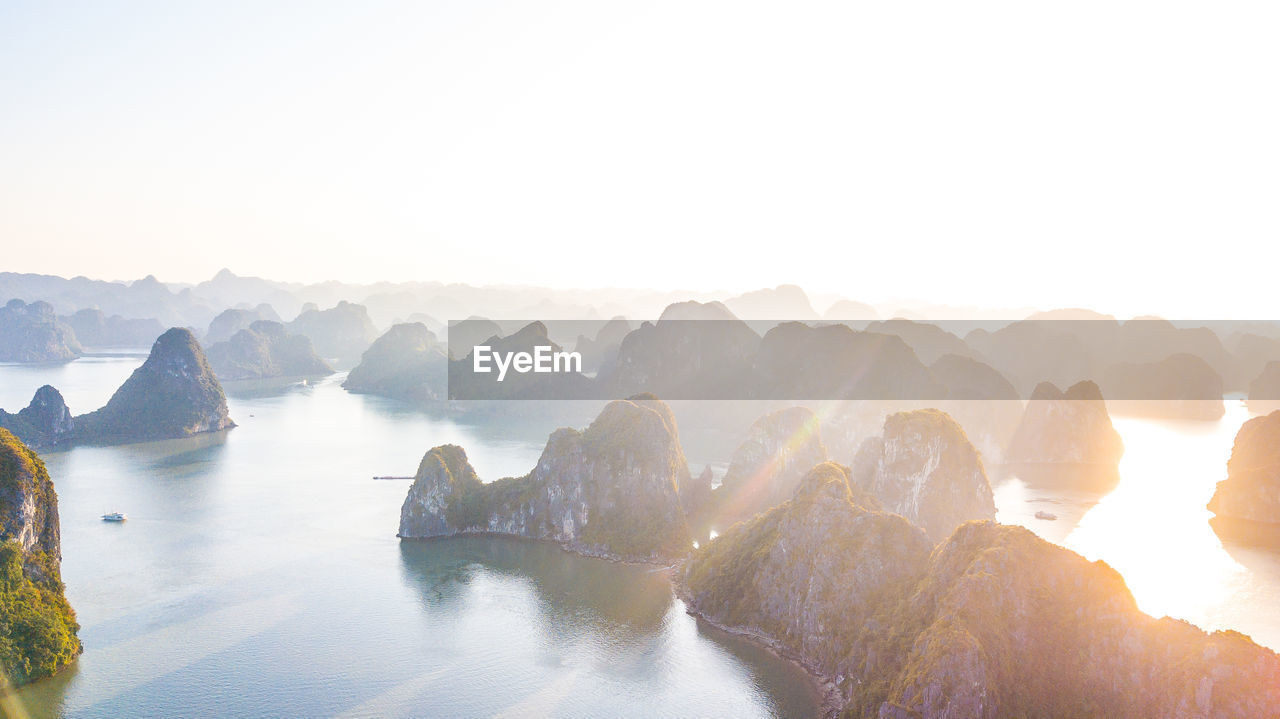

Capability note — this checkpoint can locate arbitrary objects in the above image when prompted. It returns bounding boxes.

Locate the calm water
[1,358,821,719]
[996,401,1280,650]
[5,359,1280,718]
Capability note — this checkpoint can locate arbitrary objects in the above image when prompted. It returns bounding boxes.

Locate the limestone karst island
[4,3,1280,717]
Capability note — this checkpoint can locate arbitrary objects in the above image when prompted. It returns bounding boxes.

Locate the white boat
[101,512,127,522]
[1034,510,1058,521]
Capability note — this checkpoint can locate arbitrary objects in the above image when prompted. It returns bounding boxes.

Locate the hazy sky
[2,1,1278,315]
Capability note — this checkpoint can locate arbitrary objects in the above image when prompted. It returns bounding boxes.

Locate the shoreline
[397,531,683,568]
[401,531,838,716]
[671,575,844,719]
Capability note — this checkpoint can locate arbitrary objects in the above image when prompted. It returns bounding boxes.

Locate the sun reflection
[1059,403,1249,626]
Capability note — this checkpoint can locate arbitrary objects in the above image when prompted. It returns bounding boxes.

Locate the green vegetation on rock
[71,328,234,444]
[399,394,692,561]
[682,463,1280,718]
[0,429,81,685]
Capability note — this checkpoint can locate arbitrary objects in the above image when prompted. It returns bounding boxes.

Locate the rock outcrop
[69,328,234,444]
[398,394,692,561]
[1208,410,1280,526]
[712,407,827,523]
[572,317,631,374]
[62,308,164,348]
[207,320,333,381]
[1101,352,1225,419]
[0,429,81,684]
[865,319,974,365]
[287,300,379,363]
[1005,380,1124,466]
[850,409,995,542]
[600,303,760,399]
[343,322,446,401]
[682,465,1280,718]
[0,299,81,362]
[445,317,503,360]
[0,386,75,448]
[752,322,945,400]
[1248,361,1280,412]
[929,353,1019,400]
[448,321,593,400]
[204,304,281,344]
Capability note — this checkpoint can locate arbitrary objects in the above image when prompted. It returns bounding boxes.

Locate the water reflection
[399,537,674,631]
[2,358,822,719]
[997,401,1280,649]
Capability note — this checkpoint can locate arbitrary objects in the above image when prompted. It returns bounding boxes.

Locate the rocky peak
[0,428,80,683]
[1006,379,1124,466]
[1208,410,1280,526]
[0,428,61,560]
[17,386,74,440]
[850,408,995,542]
[0,299,82,362]
[681,473,1280,718]
[399,394,692,561]
[342,322,445,401]
[714,406,827,522]
[73,327,234,443]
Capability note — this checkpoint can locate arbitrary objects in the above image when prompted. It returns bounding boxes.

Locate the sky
[1,0,1278,316]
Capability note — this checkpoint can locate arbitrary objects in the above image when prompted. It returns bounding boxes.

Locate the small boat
[101,512,127,522]
[1034,510,1058,521]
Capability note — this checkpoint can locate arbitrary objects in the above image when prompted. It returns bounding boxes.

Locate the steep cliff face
[850,409,995,543]
[713,407,827,522]
[72,328,234,444]
[880,522,1280,719]
[1005,380,1124,465]
[683,463,933,708]
[682,469,1280,718]
[0,386,75,448]
[207,320,333,380]
[343,322,446,401]
[399,394,692,561]
[1208,410,1280,525]
[0,429,81,684]
[0,299,81,362]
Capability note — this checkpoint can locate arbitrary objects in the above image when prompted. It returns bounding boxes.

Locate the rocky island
[0,299,81,363]
[1248,361,1280,413]
[0,429,81,685]
[206,320,333,381]
[399,394,692,562]
[682,463,1280,718]
[1208,410,1280,530]
[204,305,282,344]
[287,300,379,364]
[343,322,446,402]
[62,308,164,348]
[850,409,996,542]
[1,328,234,448]
[1101,352,1225,419]
[1006,380,1124,464]
[711,407,827,524]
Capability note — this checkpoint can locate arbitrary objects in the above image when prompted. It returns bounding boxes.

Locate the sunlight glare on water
[1061,402,1280,645]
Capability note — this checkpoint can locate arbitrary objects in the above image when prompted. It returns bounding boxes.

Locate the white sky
[1,0,1278,316]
